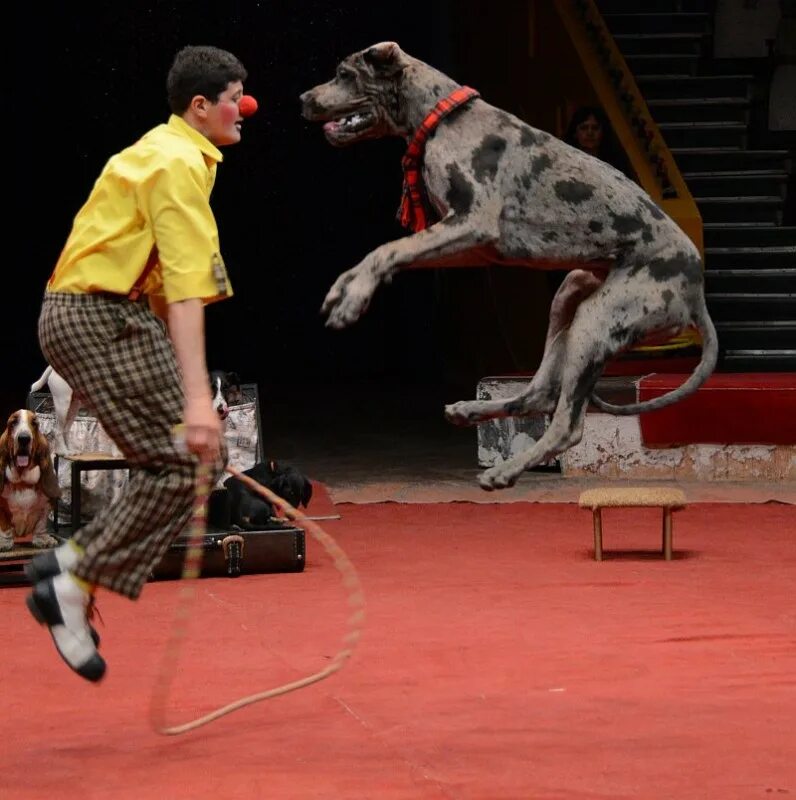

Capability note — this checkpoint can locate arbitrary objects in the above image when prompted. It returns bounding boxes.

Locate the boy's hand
[182,397,222,458]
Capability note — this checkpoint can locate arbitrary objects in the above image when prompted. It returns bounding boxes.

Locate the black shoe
[25,548,101,647]
[25,548,62,584]
[26,575,106,683]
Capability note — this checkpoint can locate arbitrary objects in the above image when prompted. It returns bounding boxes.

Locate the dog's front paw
[478,466,520,491]
[0,532,14,552]
[321,270,377,329]
[444,401,480,427]
[31,533,59,549]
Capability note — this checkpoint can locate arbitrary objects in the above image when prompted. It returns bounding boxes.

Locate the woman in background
[562,105,634,179]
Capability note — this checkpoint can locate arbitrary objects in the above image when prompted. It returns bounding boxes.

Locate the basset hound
[0,410,60,551]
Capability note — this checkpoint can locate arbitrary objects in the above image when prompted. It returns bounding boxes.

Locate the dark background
[11,0,548,422]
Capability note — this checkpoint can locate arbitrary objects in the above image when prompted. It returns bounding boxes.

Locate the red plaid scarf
[398,86,480,232]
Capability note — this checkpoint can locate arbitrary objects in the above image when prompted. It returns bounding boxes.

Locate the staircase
[598,0,796,372]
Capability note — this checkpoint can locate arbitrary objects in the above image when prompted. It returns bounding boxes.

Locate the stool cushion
[578,487,686,509]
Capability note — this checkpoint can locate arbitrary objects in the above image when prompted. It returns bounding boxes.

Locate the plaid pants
[38,292,224,599]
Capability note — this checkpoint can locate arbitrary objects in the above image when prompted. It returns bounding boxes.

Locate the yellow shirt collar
[167,114,224,163]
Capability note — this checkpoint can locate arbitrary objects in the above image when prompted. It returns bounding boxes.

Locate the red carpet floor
[1,501,794,799]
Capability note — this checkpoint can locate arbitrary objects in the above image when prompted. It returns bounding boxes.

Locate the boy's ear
[189,94,211,116]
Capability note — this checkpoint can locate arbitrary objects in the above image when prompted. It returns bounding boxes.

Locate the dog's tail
[30,365,53,393]
[589,304,718,416]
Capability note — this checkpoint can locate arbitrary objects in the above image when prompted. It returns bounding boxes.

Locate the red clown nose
[238,95,259,117]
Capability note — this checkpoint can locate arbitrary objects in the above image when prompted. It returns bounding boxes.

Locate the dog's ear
[37,447,61,500]
[300,478,313,509]
[0,429,7,492]
[362,42,404,76]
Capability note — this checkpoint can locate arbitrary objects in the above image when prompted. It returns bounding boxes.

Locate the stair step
[637,74,753,99]
[715,320,796,348]
[684,168,786,177]
[703,226,795,247]
[662,126,747,148]
[598,0,712,13]
[704,248,796,268]
[650,99,749,124]
[704,221,778,229]
[705,269,796,291]
[613,32,704,55]
[697,197,783,225]
[695,196,784,203]
[659,121,748,129]
[721,350,796,371]
[702,223,796,250]
[706,293,796,321]
[686,173,788,197]
[625,53,700,75]
[602,12,711,35]
[672,148,792,173]
[648,97,748,105]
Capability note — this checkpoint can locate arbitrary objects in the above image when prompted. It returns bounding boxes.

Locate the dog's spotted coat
[301,42,717,490]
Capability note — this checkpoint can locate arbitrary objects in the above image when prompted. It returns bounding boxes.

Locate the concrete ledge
[561,414,796,481]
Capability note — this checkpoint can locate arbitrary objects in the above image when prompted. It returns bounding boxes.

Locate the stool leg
[593,508,603,561]
[662,508,673,561]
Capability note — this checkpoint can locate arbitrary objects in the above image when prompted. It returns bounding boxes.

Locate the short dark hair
[562,106,612,148]
[167,45,248,114]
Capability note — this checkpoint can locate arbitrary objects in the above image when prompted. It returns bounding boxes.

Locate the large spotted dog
[301,42,717,490]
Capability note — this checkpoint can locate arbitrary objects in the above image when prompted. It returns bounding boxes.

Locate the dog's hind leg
[445,269,605,426]
[477,342,610,490]
[477,261,703,489]
[477,276,641,490]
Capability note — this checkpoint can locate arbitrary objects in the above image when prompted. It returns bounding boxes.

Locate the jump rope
[149,452,365,736]
[146,91,364,731]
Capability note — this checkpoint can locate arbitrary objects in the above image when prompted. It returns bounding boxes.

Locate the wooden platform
[638,373,796,447]
[0,541,62,587]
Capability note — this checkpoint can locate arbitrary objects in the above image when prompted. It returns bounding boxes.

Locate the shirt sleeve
[145,156,233,305]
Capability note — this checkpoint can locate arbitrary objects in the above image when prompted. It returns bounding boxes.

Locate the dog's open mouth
[15,455,30,469]
[323,110,376,142]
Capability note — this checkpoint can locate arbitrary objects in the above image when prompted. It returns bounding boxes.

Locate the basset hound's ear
[0,430,7,493]
[35,434,60,499]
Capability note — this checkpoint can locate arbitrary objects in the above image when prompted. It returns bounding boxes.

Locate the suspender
[127,247,159,302]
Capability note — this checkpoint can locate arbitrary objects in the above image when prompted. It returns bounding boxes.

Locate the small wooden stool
[578,487,686,561]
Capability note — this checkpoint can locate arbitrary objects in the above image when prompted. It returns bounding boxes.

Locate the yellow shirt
[48,115,233,309]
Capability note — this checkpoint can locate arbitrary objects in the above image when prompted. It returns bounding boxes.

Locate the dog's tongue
[16,455,30,468]
[323,121,340,133]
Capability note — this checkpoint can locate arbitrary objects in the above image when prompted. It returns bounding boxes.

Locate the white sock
[55,540,82,572]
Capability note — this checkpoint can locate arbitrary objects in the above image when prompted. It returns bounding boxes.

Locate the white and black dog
[209,370,243,420]
[301,42,718,490]
[31,366,242,453]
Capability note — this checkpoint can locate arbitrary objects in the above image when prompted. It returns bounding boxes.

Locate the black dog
[223,461,313,530]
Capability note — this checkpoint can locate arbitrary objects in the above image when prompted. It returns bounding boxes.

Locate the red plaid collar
[398,86,480,232]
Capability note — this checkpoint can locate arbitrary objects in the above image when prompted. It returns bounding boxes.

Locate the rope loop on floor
[150,459,364,736]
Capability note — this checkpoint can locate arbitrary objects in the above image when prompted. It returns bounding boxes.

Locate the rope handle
[149,458,364,736]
